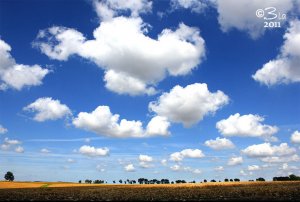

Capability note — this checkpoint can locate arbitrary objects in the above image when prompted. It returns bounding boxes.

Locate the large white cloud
[291,130,300,144]
[73,105,170,138]
[23,97,71,122]
[204,137,235,150]
[253,20,300,85]
[215,0,294,39]
[0,39,49,91]
[34,15,205,96]
[79,145,109,157]
[170,0,298,39]
[216,113,278,140]
[170,149,205,162]
[227,156,243,166]
[0,125,8,134]
[242,143,296,158]
[149,83,229,127]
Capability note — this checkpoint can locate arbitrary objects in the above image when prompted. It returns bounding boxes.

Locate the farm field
[0,181,299,201]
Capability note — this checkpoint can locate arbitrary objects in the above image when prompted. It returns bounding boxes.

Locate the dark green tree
[289,174,300,181]
[138,178,144,184]
[4,171,14,181]
[256,177,265,181]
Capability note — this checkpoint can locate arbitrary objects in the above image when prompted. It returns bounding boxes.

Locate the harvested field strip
[0,181,299,201]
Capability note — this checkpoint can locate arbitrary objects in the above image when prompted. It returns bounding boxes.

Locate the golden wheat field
[0,181,299,201]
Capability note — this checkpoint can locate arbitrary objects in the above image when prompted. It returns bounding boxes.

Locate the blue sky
[0,0,300,182]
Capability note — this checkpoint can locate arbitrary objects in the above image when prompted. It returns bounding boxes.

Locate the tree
[203,179,207,183]
[224,179,229,182]
[289,174,300,181]
[234,178,240,182]
[273,174,300,181]
[85,179,92,184]
[256,177,265,181]
[78,180,82,184]
[138,178,143,184]
[119,179,123,184]
[4,171,14,181]
[94,179,104,184]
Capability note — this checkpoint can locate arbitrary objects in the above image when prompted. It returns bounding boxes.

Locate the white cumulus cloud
[23,97,71,122]
[253,20,300,85]
[0,39,49,90]
[215,0,294,39]
[78,145,109,157]
[204,137,235,150]
[1,138,23,153]
[216,113,278,140]
[228,156,243,166]
[139,154,153,168]
[145,116,170,136]
[4,137,21,145]
[242,143,296,158]
[170,148,205,162]
[291,130,300,144]
[124,164,135,172]
[139,154,153,162]
[34,16,205,96]
[149,83,229,127]
[261,154,300,163]
[73,105,169,138]
[93,0,152,21]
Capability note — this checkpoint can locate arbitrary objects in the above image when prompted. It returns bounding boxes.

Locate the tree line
[3,171,300,183]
